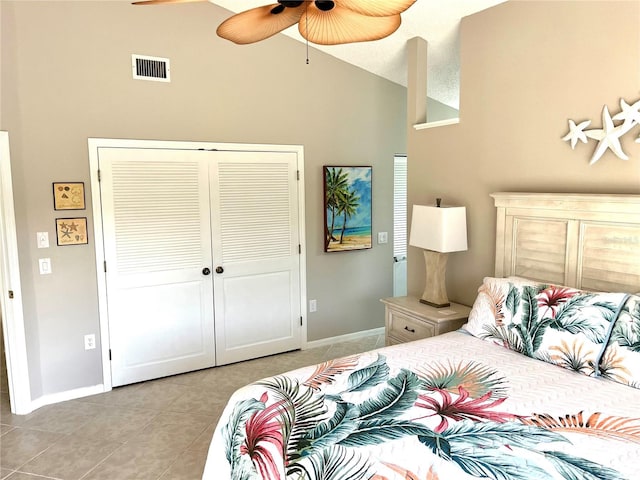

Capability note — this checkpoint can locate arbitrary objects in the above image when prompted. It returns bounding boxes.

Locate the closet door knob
[202,268,211,275]
[215,266,224,274]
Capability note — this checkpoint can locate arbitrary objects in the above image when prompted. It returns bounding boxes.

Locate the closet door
[99,148,215,387]
[210,151,302,365]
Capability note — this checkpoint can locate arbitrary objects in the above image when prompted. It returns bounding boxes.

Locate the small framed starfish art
[562,96,640,165]
[55,217,88,246]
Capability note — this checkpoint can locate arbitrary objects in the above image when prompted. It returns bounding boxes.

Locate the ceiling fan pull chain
[305,5,310,64]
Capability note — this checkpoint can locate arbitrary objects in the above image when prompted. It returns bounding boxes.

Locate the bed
[203,192,640,480]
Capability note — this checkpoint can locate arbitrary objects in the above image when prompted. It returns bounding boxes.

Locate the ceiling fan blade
[338,0,416,17]
[132,0,206,5]
[299,5,401,45]
[217,4,305,44]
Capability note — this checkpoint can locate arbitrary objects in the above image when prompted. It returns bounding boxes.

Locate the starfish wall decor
[562,96,640,165]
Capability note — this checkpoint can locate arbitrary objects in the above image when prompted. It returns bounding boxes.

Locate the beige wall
[408,1,640,306]
[1,1,406,399]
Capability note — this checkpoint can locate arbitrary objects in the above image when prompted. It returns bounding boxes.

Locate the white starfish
[562,119,591,149]
[612,97,640,131]
[584,105,629,165]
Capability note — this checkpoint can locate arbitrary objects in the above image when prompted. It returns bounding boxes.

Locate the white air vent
[132,54,170,82]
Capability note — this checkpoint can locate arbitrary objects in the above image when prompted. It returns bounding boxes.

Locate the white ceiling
[209,0,508,109]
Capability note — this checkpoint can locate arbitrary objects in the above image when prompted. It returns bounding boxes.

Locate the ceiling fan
[133,0,417,45]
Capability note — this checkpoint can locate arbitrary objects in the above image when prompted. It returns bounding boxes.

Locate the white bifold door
[98,147,302,387]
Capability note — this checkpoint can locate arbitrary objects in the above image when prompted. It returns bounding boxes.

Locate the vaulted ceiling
[210,0,508,109]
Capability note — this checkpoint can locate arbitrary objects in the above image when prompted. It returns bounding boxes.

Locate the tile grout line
[5,426,63,478]
[0,469,16,480]
[3,337,384,479]
[76,409,164,480]
[7,408,107,477]
[12,473,63,480]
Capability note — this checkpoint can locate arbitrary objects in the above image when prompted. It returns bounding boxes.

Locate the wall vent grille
[132,54,170,82]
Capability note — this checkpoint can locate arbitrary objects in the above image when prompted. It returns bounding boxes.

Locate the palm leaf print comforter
[203,332,640,479]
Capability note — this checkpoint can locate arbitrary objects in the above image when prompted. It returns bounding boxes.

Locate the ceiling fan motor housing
[274,1,336,13]
[314,1,336,11]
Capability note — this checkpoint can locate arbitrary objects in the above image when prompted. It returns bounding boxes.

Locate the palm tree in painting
[324,168,350,249]
[338,188,360,244]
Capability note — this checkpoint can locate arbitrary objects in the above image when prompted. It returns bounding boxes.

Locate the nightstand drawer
[388,310,434,342]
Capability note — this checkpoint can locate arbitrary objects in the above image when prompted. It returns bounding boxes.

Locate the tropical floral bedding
[203,331,640,480]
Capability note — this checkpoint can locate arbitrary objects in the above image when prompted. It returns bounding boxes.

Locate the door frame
[0,131,32,414]
[88,138,307,391]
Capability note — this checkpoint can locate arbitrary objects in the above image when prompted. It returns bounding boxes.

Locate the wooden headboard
[492,192,640,293]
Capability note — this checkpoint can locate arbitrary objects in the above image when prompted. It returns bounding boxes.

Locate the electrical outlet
[84,334,96,350]
[309,299,317,313]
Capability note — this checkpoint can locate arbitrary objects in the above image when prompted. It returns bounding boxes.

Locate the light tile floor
[0,335,384,480]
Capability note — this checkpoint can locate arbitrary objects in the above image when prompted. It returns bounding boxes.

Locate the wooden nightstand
[380,296,471,346]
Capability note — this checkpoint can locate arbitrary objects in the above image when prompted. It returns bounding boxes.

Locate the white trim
[413,118,460,130]
[0,131,32,415]
[88,140,113,391]
[303,327,385,350]
[297,156,308,348]
[30,384,105,411]
[88,138,307,391]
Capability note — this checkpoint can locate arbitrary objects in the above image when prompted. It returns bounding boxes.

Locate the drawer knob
[404,326,416,333]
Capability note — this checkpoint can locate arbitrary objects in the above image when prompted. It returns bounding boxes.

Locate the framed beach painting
[323,166,372,252]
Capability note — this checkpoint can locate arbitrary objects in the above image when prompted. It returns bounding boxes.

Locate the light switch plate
[378,232,388,244]
[39,258,52,275]
[37,232,49,248]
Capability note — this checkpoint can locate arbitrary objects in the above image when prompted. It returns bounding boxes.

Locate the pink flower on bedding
[240,392,286,479]
[537,286,578,318]
[414,387,520,433]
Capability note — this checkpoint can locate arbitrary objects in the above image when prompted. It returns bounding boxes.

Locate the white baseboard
[29,384,105,412]
[22,329,383,412]
[304,327,385,350]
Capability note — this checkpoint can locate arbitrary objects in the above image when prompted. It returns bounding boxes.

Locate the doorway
[89,139,307,388]
[393,155,407,297]
[0,131,31,414]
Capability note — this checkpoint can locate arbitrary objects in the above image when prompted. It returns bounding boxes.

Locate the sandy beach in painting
[327,233,372,251]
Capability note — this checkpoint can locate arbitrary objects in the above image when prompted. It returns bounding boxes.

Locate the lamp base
[419,250,450,308]
[419,298,451,308]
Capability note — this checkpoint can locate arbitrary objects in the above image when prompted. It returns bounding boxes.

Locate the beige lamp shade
[409,204,467,307]
[409,205,467,253]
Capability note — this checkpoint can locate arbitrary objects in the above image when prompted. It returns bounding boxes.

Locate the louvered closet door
[210,151,301,365]
[99,148,215,387]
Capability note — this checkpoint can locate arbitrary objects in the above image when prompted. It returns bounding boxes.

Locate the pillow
[462,277,629,377]
[461,276,539,339]
[599,295,640,389]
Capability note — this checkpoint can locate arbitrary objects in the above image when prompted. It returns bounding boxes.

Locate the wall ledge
[413,118,460,130]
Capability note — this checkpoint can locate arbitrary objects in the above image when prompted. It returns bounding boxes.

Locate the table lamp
[409,199,467,307]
